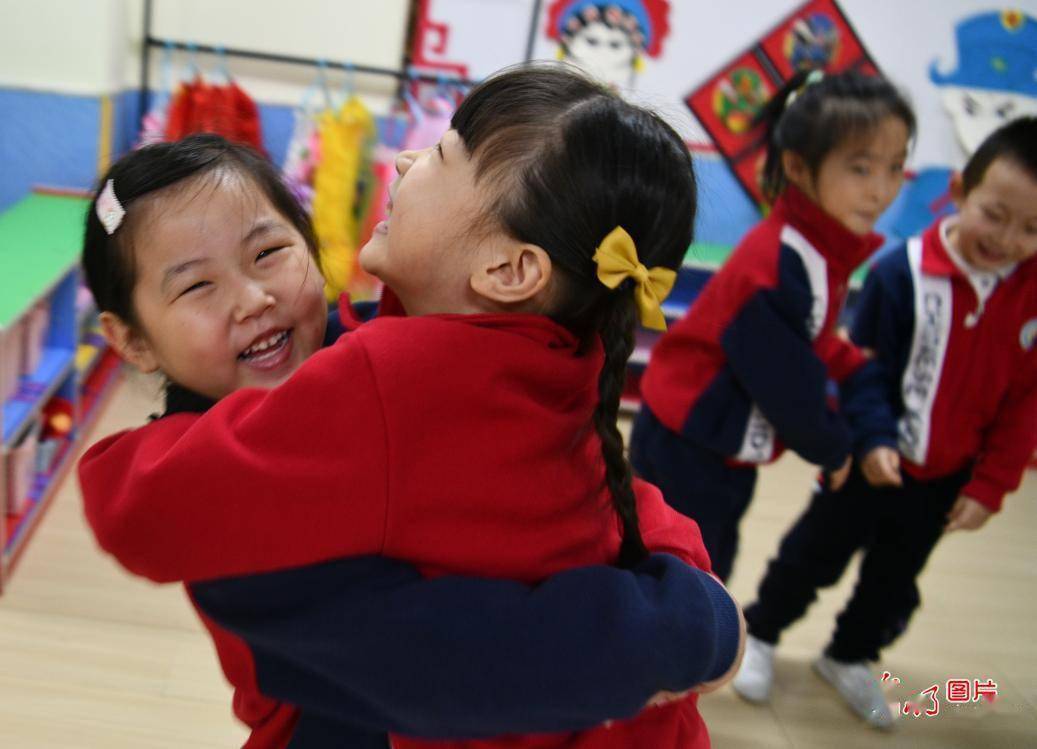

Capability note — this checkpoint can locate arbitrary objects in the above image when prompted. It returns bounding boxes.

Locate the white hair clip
[786,68,825,110]
[96,179,125,235]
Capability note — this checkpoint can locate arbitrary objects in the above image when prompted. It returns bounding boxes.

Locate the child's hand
[644,689,691,707]
[945,496,992,533]
[860,446,902,487]
[642,576,746,708]
[827,455,853,492]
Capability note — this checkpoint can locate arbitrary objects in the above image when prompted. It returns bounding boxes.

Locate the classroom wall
[421,0,1037,246]
[4,0,1035,239]
[0,0,120,209]
[125,0,409,110]
[0,0,125,95]
[0,0,411,211]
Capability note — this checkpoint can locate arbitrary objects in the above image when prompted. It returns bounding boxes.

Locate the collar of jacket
[772,184,884,275]
[159,383,217,419]
[922,216,1034,282]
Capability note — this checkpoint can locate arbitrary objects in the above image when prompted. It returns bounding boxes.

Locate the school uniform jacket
[640,185,884,470]
[843,217,1037,511]
[79,309,740,749]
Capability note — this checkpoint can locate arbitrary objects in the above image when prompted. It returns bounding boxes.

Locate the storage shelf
[2,352,121,570]
[1,193,106,592]
[79,350,122,427]
[2,348,76,447]
[76,330,108,382]
[77,300,98,331]
[3,438,74,562]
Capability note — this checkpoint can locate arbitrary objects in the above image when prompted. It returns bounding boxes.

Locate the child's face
[792,115,909,236]
[116,173,327,400]
[951,157,1037,271]
[359,130,490,315]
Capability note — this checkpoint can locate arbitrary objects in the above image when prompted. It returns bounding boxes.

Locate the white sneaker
[732,635,776,703]
[813,655,894,730]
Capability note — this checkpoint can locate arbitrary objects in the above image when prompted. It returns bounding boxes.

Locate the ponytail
[758,69,819,202]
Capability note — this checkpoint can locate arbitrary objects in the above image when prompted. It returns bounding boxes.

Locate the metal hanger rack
[137,0,502,131]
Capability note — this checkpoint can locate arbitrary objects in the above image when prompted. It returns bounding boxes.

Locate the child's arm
[839,253,910,486]
[957,362,1037,515]
[633,479,744,688]
[722,264,852,470]
[189,552,732,737]
[79,337,391,583]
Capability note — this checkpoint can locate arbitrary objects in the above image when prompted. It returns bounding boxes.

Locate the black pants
[743,464,966,662]
[630,406,757,582]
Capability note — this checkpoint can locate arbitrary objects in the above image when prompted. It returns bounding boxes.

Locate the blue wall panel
[0,90,100,211]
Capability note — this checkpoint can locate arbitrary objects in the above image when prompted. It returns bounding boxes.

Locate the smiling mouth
[239,329,291,362]
[976,241,1006,263]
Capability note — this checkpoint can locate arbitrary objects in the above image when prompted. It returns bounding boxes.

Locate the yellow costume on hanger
[311,96,376,301]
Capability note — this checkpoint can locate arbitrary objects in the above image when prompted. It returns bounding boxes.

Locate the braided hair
[452,63,695,566]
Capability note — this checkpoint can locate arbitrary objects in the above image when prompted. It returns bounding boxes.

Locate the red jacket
[80,313,717,748]
[641,186,882,469]
[846,218,1037,510]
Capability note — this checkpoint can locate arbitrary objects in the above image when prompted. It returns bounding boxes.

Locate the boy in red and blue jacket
[736,117,1037,729]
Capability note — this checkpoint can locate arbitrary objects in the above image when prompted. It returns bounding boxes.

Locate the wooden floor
[1,376,1034,748]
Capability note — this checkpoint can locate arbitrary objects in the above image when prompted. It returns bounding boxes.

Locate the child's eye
[851,164,870,176]
[981,208,1003,223]
[177,281,210,298]
[256,246,286,262]
[435,143,444,159]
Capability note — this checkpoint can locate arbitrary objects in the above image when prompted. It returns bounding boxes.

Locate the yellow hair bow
[592,226,676,331]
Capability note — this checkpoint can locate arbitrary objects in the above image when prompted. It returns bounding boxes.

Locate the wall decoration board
[411,1,1037,244]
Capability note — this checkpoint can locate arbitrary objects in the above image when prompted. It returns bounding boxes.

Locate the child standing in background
[734,117,1037,729]
[629,69,914,581]
[80,65,743,749]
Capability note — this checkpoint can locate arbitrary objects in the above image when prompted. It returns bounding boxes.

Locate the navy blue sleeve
[190,553,737,739]
[323,301,380,346]
[841,249,913,456]
[721,250,851,470]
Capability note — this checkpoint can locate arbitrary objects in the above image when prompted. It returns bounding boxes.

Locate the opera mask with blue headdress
[546,1,670,90]
[930,9,1037,155]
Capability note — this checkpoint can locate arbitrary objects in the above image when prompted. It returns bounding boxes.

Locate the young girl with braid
[80,63,743,748]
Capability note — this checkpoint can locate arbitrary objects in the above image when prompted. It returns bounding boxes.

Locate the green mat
[0,195,88,328]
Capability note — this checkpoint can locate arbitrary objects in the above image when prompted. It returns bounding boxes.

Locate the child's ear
[779,148,813,193]
[470,243,552,306]
[99,311,160,374]
[949,171,966,208]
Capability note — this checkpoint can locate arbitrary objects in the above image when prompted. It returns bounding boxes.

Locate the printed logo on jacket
[899,239,953,465]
